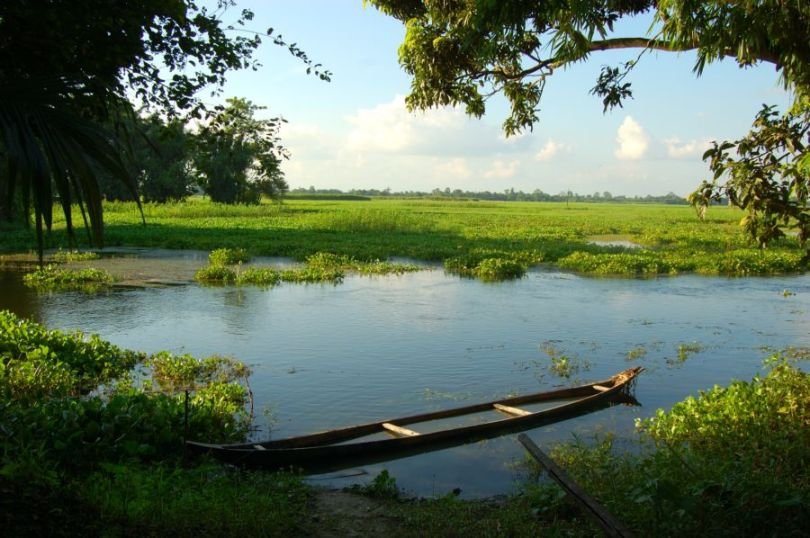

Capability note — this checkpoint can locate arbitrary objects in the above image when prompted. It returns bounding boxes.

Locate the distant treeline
[289,187,688,204]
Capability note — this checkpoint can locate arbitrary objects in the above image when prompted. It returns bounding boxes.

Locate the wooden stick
[382,422,420,437]
[592,384,610,392]
[493,403,532,416]
[518,434,633,538]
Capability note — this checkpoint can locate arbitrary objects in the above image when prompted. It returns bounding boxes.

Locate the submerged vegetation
[1,199,807,280]
[541,343,591,378]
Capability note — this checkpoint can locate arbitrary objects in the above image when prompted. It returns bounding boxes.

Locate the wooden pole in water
[518,433,633,538]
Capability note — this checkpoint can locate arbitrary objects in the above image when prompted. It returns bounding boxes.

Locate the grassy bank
[2,311,808,535]
[1,198,807,277]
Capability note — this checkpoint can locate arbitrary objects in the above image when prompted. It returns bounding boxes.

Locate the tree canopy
[194,98,289,204]
[368,0,810,249]
[0,0,325,258]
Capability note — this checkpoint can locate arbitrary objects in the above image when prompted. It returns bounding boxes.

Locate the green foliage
[51,249,101,262]
[194,264,237,284]
[371,1,810,134]
[195,248,420,287]
[237,267,283,287]
[147,352,251,393]
[346,470,400,500]
[673,342,703,364]
[193,98,289,205]
[371,0,810,252]
[100,113,196,203]
[0,310,141,400]
[691,101,810,249]
[0,311,252,471]
[23,265,114,292]
[277,266,344,285]
[390,490,567,536]
[6,199,808,277]
[304,251,420,275]
[0,314,299,536]
[0,1,328,258]
[533,359,810,536]
[208,247,251,266]
[541,343,590,379]
[445,255,528,281]
[558,248,806,276]
[625,346,648,361]
[559,251,676,276]
[79,465,308,537]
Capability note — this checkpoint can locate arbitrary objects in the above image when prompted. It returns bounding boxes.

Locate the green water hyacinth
[444,255,527,281]
[208,247,251,266]
[23,265,114,292]
[51,249,101,262]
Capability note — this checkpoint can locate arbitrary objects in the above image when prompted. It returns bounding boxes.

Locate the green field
[2,198,806,277]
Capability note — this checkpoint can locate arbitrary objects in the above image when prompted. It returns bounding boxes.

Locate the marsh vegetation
[2,199,807,280]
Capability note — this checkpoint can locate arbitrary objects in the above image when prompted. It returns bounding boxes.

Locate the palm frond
[0,83,143,262]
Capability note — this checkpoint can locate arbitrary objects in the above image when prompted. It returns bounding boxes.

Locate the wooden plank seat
[493,403,532,416]
[382,422,420,437]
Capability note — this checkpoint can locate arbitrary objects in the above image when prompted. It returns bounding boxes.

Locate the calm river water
[2,254,809,497]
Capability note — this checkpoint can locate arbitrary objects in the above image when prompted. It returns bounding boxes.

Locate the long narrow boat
[187,366,642,471]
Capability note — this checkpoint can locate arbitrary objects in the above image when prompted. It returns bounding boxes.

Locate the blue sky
[212,1,791,196]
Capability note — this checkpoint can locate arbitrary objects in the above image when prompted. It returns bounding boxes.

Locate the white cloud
[283,123,334,159]
[484,159,519,179]
[615,116,649,160]
[663,137,712,159]
[535,139,568,161]
[343,95,520,158]
[433,158,472,180]
[345,96,418,152]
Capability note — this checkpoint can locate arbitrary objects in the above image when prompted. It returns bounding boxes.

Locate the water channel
[2,251,809,497]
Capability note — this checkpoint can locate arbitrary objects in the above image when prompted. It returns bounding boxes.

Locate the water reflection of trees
[0,270,42,322]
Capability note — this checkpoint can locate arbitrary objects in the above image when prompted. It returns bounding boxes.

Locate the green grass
[1,198,806,277]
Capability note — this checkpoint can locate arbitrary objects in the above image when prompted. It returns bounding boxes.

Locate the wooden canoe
[187,366,643,471]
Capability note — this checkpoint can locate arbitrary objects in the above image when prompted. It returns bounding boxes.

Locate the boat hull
[187,367,642,472]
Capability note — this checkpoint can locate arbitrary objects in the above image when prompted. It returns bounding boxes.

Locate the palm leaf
[0,82,143,262]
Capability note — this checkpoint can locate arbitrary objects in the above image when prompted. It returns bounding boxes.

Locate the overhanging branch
[481,36,779,81]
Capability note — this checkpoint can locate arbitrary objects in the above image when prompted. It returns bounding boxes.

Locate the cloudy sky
[213,1,791,196]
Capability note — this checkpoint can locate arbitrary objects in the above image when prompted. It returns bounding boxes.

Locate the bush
[538,358,810,536]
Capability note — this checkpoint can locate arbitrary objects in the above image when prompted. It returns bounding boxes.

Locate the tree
[690,100,810,246]
[193,98,288,204]
[0,0,326,258]
[368,0,810,248]
[98,114,194,203]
